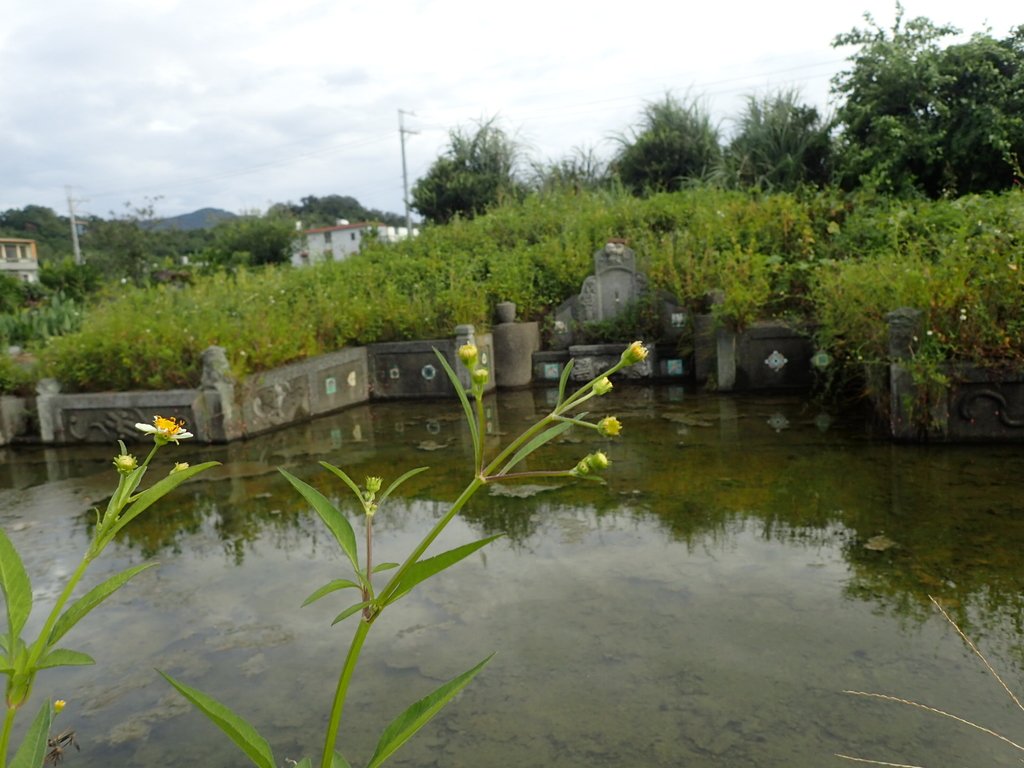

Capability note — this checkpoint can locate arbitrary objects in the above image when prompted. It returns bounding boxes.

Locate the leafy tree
[611,93,721,194]
[412,117,525,224]
[286,195,404,228]
[721,89,833,191]
[200,210,298,270]
[528,146,611,194]
[831,5,1024,196]
[81,201,162,284]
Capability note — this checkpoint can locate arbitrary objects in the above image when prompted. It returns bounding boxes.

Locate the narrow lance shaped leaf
[366,654,494,768]
[159,671,277,768]
[385,535,503,607]
[302,579,362,608]
[38,648,94,669]
[279,468,359,573]
[332,750,353,768]
[0,526,33,641]
[378,466,430,506]
[49,562,158,647]
[556,358,576,406]
[317,462,364,504]
[331,601,373,626]
[435,348,479,457]
[9,700,52,768]
[498,421,575,476]
[103,462,220,545]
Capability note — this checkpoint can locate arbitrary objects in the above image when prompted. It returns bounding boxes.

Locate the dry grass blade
[928,595,1024,716]
[840,595,1024,765]
[842,690,1024,753]
[834,754,926,768]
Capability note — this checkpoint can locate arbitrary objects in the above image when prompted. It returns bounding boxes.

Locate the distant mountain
[151,208,237,231]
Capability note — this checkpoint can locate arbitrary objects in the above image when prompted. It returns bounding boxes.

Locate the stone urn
[495,301,517,324]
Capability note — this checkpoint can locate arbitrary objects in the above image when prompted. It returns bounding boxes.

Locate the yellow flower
[170,462,190,474]
[621,340,648,365]
[597,416,622,437]
[457,343,478,368]
[593,377,614,396]
[135,415,194,444]
[112,453,138,473]
[54,699,66,713]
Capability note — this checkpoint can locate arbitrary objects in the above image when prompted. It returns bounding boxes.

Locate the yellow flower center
[154,415,186,435]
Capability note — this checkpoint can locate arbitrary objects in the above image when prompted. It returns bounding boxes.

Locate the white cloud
[0,0,1018,218]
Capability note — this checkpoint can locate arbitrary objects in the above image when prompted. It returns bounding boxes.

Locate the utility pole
[65,185,84,264]
[398,109,419,236]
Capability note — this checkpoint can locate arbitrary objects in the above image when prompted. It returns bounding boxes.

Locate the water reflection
[3,388,1024,766]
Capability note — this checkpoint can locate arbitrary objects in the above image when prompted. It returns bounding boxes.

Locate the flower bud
[472,367,489,387]
[621,340,648,365]
[54,699,66,713]
[594,377,613,395]
[457,343,478,368]
[597,416,622,437]
[365,476,383,494]
[170,462,190,474]
[588,451,610,470]
[112,453,138,474]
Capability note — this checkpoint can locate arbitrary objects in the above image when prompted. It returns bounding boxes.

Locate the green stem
[376,476,484,607]
[26,551,92,671]
[474,389,486,475]
[1,705,16,768]
[320,618,371,768]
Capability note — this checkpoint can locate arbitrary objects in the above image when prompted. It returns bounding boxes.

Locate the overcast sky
[1,1,1018,221]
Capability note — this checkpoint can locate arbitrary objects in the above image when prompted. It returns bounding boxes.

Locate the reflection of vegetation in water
[53,391,1024,641]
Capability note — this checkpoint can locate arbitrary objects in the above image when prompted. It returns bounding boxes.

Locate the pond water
[4,387,1024,767]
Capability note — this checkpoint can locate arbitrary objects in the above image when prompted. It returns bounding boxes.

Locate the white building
[0,238,40,283]
[292,220,419,266]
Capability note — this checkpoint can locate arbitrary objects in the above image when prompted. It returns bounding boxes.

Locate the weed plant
[29,186,1024,396]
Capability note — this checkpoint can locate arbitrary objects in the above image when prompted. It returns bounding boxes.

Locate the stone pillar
[36,378,61,443]
[197,345,241,442]
[492,303,540,389]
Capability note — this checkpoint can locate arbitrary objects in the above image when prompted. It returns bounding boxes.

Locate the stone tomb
[552,240,648,348]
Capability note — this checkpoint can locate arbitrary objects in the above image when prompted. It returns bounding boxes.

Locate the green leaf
[49,562,158,646]
[104,462,220,544]
[331,601,371,625]
[333,751,353,768]
[9,700,51,768]
[498,421,575,475]
[378,466,430,506]
[302,579,362,608]
[387,535,502,606]
[38,648,94,669]
[159,671,276,768]
[279,468,359,573]
[366,654,494,768]
[557,358,575,405]
[435,348,479,458]
[317,462,364,504]
[371,562,400,573]
[293,760,312,768]
[0,526,32,640]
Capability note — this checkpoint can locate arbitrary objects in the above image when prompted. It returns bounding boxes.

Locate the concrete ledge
[368,330,494,400]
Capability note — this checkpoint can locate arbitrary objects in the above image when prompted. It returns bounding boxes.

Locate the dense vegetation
[0,9,1020,397]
